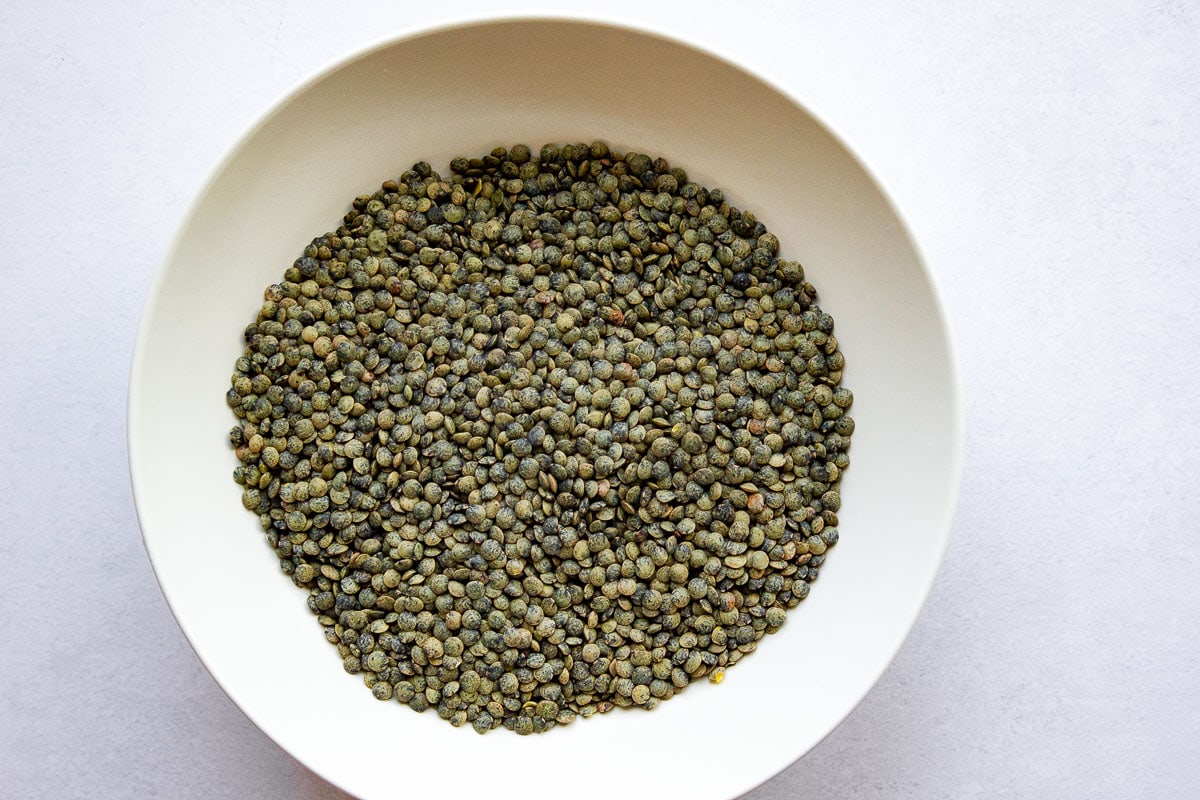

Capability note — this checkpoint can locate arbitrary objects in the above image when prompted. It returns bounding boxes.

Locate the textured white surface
[2,1,1197,798]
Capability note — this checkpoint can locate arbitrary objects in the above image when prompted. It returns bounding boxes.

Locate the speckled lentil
[227,142,853,734]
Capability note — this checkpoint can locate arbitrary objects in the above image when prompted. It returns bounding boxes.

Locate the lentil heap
[227,142,854,734]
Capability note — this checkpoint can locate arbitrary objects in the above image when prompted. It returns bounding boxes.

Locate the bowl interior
[130,18,959,800]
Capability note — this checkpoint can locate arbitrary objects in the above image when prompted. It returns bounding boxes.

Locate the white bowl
[130,17,961,800]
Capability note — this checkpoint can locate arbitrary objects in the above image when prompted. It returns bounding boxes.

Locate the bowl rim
[128,12,964,799]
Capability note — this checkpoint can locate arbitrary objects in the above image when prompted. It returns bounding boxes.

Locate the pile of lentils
[227,142,854,735]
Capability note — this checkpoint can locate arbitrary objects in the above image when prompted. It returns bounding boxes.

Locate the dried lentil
[227,142,854,735]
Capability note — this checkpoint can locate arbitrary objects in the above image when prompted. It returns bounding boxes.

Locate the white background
[3,1,1198,798]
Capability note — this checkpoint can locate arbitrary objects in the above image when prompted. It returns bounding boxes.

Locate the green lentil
[227,142,854,735]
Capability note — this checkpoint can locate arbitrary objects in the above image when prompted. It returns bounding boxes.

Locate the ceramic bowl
[130,17,961,800]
